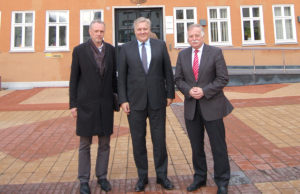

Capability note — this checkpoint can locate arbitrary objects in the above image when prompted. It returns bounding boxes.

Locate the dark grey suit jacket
[118,38,175,110]
[175,44,233,121]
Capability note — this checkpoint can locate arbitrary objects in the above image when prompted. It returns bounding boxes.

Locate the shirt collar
[98,42,104,50]
[137,38,150,46]
[192,43,204,53]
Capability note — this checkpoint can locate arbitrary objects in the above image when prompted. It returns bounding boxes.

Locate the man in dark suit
[118,17,175,192]
[69,20,117,194]
[175,24,233,194]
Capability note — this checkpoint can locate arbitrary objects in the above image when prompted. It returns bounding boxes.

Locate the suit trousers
[185,101,230,187]
[128,106,168,179]
[78,135,110,183]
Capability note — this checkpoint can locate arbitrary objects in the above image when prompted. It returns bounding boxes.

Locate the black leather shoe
[98,178,112,192]
[217,186,228,194]
[135,178,148,192]
[186,180,206,192]
[80,182,91,194]
[156,177,174,190]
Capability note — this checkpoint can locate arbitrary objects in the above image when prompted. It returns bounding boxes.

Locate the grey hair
[133,17,151,29]
[188,24,205,37]
[89,19,105,29]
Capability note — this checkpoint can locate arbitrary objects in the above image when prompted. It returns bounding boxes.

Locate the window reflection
[49,26,56,46]
[14,27,22,47]
[15,13,22,23]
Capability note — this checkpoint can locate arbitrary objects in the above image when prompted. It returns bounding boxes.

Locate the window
[45,11,69,51]
[272,4,297,44]
[240,6,265,45]
[174,7,197,47]
[207,7,232,46]
[11,11,35,51]
[80,10,103,43]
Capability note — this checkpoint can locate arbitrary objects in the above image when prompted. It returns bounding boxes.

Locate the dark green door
[115,8,163,47]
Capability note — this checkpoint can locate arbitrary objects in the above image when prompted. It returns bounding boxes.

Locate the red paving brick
[0,88,68,111]
[0,116,128,162]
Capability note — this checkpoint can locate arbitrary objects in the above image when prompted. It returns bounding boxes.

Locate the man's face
[134,22,150,43]
[89,23,105,46]
[188,27,204,49]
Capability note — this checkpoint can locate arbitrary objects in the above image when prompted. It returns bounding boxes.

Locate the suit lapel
[198,44,208,81]
[132,40,148,75]
[85,42,98,70]
[103,42,109,75]
[147,39,154,74]
[185,47,196,82]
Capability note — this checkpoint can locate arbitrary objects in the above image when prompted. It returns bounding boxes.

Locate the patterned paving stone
[0,84,300,193]
[230,171,251,185]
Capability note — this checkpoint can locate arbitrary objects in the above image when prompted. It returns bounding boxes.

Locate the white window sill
[242,42,266,46]
[275,41,298,45]
[44,49,70,52]
[9,49,35,53]
[174,44,190,49]
[209,43,233,47]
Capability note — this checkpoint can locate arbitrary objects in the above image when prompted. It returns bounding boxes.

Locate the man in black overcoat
[69,20,117,193]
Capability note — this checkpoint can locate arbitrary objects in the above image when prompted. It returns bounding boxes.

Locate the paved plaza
[0,83,300,193]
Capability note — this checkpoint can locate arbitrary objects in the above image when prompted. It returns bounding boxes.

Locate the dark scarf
[88,39,106,78]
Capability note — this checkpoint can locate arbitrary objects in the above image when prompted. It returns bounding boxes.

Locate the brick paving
[0,83,300,193]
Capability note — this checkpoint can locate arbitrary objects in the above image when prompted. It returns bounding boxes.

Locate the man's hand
[71,108,77,118]
[121,102,130,115]
[189,87,204,99]
[167,98,173,106]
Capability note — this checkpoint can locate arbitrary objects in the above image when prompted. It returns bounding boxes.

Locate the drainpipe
[282,50,286,72]
[252,49,256,73]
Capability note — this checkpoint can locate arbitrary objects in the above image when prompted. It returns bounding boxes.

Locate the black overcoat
[69,41,117,137]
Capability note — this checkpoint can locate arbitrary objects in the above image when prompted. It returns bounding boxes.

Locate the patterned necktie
[193,49,199,81]
[141,42,148,73]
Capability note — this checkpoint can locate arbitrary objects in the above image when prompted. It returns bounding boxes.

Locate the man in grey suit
[118,17,175,192]
[175,24,233,194]
[69,20,117,193]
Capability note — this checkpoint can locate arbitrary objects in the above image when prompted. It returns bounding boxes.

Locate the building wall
[0,0,299,85]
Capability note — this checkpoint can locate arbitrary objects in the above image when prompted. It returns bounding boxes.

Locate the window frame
[173,7,197,48]
[207,6,232,46]
[240,5,265,45]
[10,11,35,52]
[45,10,69,52]
[80,9,104,43]
[272,4,297,44]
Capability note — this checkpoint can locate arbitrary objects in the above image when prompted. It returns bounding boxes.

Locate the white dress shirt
[192,44,204,68]
[98,43,104,53]
[138,39,151,69]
